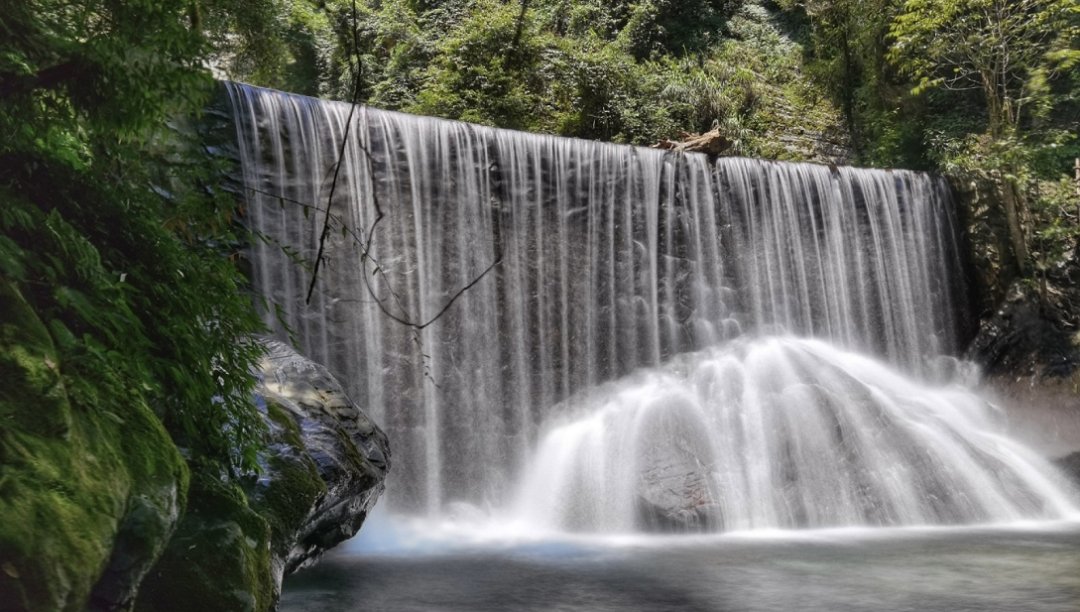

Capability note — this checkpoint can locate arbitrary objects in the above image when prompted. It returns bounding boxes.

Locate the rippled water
[282,517,1080,612]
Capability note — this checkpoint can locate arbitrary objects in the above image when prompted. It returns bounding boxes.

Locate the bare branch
[358,248,502,331]
[306,0,364,305]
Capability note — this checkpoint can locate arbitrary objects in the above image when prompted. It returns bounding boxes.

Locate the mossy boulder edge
[135,339,390,611]
[0,281,188,612]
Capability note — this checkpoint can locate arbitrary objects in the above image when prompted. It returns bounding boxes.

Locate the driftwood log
[653,127,733,156]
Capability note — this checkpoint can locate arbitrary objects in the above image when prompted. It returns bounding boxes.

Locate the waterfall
[512,338,1076,532]
[225,82,1073,527]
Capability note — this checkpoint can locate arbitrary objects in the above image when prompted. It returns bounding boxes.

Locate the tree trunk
[1000,175,1030,276]
[1074,158,1079,223]
[840,29,859,151]
[512,0,530,48]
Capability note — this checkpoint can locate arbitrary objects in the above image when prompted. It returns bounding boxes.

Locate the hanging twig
[306,0,364,304]
[293,0,502,357]
[360,250,503,330]
[249,177,502,330]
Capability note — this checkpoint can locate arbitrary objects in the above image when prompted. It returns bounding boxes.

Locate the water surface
[282,520,1080,611]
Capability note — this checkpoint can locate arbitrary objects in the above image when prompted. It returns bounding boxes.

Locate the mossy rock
[135,339,389,610]
[134,398,326,612]
[248,399,326,572]
[134,473,276,612]
[0,282,188,612]
[132,404,318,612]
[248,339,389,578]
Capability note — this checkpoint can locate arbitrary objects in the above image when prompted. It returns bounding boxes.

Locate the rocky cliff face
[136,339,390,611]
[967,284,1080,381]
[0,282,188,612]
[956,173,1080,381]
[957,177,1080,460]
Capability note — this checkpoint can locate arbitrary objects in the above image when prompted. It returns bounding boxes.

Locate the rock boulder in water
[636,406,721,531]
[252,339,390,577]
[137,339,389,611]
[1057,452,1080,485]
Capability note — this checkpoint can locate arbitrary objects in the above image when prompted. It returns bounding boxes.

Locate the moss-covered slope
[0,281,188,612]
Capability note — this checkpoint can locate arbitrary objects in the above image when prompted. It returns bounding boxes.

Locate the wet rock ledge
[136,339,390,611]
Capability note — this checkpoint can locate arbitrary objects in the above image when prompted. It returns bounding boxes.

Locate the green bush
[1,0,267,475]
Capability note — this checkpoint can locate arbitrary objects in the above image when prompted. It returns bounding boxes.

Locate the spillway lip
[222,80,944,178]
[510,336,1080,534]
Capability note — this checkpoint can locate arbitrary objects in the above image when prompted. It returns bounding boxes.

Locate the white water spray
[511,338,1076,532]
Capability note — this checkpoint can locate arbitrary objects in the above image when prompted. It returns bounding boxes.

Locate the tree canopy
[0,0,271,472]
[888,0,1080,277]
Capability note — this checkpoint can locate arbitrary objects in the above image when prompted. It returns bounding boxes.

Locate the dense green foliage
[1,0,267,474]
[232,0,848,156]
[1,3,285,603]
[887,0,1079,277]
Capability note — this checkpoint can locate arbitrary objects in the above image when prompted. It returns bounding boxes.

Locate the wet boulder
[1056,452,1080,486]
[251,339,390,578]
[635,403,721,532]
[137,339,390,611]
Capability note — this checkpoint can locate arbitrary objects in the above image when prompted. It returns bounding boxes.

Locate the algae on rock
[0,282,188,612]
[134,473,276,612]
[135,339,390,611]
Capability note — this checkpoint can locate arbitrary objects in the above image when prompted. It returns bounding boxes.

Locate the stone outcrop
[968,283,1080,381]
[136,339,389,611]
[252,339,390,579]
[635,410,721,532]
[965,282,1080,456]
[0,282,188,612]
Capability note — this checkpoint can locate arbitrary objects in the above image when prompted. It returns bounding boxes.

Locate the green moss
[135,396,340,612]
[0,283,70,438]
[265,400,304,450]
[135,472,276,612]
[248,399,325,561]
[0,282,187,612]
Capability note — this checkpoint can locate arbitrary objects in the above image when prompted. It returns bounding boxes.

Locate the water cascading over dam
[225,82,1077,529]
